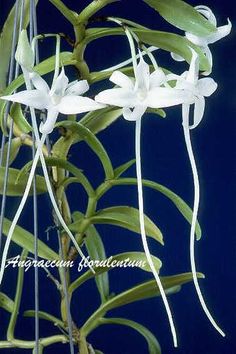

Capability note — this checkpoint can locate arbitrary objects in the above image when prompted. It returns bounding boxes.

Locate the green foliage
[143,0,217,36]
[0,167,47,196]
[2,218,59,260]
[98,317,161,354]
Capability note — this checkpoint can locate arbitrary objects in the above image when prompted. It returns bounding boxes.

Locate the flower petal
[39,107,59,134]
[197,78,217,97]
[110,71,134,89]
[186,49,199,84]
[29,72,50,92]
[150,68,166,88]
[123,105,146,121]
[50,67,69,97]
[202,46,213,76]
[146,87,192,108]
[1,90,50,110]
[195,5,217,26]
[135,52,150,91]
[190,96,205,129]
[185,32,208,47]
[95,88,138,108]
[171,52,185,62]
[207,19,232,44]
[57,96,105,114]
[66,80,89,96]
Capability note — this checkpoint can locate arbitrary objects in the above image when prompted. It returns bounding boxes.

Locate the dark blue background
[1,0,235,353]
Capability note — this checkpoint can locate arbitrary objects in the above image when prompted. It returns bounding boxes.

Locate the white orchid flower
[1,67,104,135]
[96,53,190,121]
[96,51,192,348]
[172,5,231,74]
[171,49,225,337]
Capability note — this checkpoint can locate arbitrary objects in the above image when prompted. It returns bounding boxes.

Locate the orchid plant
[0,0,231,353]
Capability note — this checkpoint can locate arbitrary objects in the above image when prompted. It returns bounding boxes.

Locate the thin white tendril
[182,104,225,337]
[135,118,178,347]
[101,46,158,72]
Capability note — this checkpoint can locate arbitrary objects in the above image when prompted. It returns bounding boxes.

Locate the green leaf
[84,28,210,72]
[103,178,201,240]
[10,103,32,133]
[104,272,204,309]
[69,252,162,295]
[143,0,217,36]
[0,167,47,196]
[84,223,110,303]
[87,206,163,244]
[56,121,114,180]
[80,107,123,136]
[1,137,22,166]
[114,159,136,178]
[2,218,59,260]
[0,292,14,313]
[147,108,166,118]
[0,0,38,91]
[24,310,65,328]
[99,317,161,354]
[81,272,204,336]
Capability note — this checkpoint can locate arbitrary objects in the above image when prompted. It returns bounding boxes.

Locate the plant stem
[0,335,68,349]
[77,0,115,24]
[7,249,28,341]
[48,0,78,25]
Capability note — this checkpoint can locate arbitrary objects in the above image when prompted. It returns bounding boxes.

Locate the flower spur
[170,48,225,337]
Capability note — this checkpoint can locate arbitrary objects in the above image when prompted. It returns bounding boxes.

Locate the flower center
[50,93,62,106]
[136,88,147,101]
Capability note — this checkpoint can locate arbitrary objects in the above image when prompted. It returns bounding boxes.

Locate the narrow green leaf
[90,206,164,245]
[0,292,14,313]
[147,108,166,118]
[56,121,114,180]
[104,272,204,310]
[99,317,161,354]
[84,28,210,72]
[105,178,202,240]
[80,107,123,136]
[81,272,204,335]
[24,310,65,328]
[84,223,110,303]
[143,0,217,36]
[1,137,22,166]
[0,167,47,196]
[10,103,32,133]
[0,0,38,91]
[69,252,162,294]
[114,159,136,178]
[2,218,59,260]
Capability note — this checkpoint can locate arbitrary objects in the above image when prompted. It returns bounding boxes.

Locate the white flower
[169,49,217,128]
[95,53,190,121]
[172,5,232,74]
[1,68,105,134]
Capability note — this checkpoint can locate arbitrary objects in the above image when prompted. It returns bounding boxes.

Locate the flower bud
[15,30,34,70]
